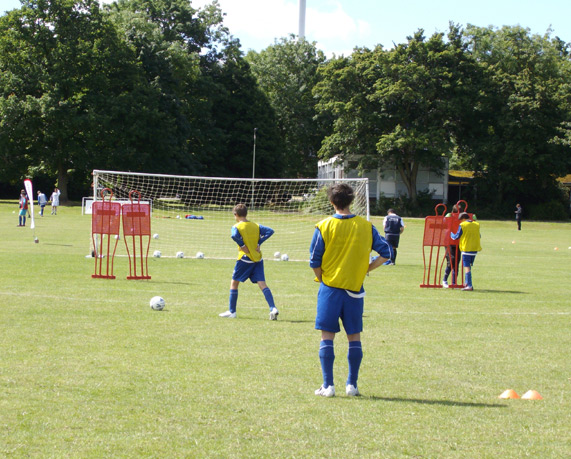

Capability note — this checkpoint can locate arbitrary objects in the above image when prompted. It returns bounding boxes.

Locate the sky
[1,0,570,56]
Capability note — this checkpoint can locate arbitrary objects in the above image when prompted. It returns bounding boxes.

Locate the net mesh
[92,170,369,261]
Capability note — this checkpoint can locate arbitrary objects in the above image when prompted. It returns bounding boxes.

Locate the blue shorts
[315,283,364,335]
[461,253,477,268]
[232,259,266,283]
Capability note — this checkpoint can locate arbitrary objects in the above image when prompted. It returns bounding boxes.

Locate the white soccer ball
[281,254,289,262]
[150,296,165,311]
[176,251,184,258]
[196,251,204,259]
[115,234,120,240]
[153,233,159,239]
[153,250,161,258]
[274,251,281,258]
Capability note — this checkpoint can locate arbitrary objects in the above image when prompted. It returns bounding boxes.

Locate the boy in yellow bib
[450,212,482,291]
[310,184,392,397]
[219,204,279,320]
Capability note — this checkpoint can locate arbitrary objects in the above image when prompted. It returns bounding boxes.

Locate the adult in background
[515,204,523,231]
[383,209,405,265]
[310,184,392,397]
[50,187,61,215]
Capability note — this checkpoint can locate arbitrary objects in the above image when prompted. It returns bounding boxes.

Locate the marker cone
[498,389,520,399]
[521,390,543,400]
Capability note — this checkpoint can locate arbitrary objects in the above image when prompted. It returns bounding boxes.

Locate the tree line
[1,1,570,218]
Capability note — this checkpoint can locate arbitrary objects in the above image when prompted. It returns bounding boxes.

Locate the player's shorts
[232,258,266,283]
[461,252,477,268]
[385,234,400,248]
[19,209,27,216]
[315,283,364,335]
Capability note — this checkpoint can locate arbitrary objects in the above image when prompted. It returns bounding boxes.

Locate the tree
[0,0,145,200]
[315,27,474,204]
[461,25,571,208]
[247,36,327,177]
[109,0,282,178]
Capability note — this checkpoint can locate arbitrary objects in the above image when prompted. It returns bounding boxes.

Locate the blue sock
[319,340,335,388]
[229,289,238,313]
[466,271,472,287]
[347,341,363,387]
[262,287,276,310]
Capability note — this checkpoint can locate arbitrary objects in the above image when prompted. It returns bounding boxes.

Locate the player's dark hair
[327,183,354,209]
[233,203,248,217]
[459,212,470,220]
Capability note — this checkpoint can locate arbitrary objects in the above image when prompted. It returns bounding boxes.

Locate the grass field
[1,200,570,458]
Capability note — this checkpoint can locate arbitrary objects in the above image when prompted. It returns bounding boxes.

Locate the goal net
[92,170,369,262]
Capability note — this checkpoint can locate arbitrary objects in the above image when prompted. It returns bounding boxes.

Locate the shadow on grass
[470,289,527,294]
[361,396,507,408]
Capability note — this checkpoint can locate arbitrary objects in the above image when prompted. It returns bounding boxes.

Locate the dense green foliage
[247,36,327,177]
[313,24,571,214]
[0,2,570,218]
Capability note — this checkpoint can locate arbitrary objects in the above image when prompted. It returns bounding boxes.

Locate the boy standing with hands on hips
[219,204,279,320]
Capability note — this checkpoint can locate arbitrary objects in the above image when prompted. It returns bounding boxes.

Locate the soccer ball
[115,234,120,240]
[153,233,159,239]
[150,296,165,311]
[281,254,289,262]
[196,251,204,259]
[176,251,184,258]
[153,250,161,258]
[274,251,281,258]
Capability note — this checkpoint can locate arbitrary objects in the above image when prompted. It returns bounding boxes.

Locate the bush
[527,200,570,221]
[371,190,437,218]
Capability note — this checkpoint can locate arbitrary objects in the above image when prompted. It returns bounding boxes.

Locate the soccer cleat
[461,286,473,291]
[346,384,360,396]
[269,307,279,320]
[442,281,449,288]
[315,385,335,397]
[219,310,237,318]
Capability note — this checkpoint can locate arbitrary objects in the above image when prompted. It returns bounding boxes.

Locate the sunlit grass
[1,201,569,457]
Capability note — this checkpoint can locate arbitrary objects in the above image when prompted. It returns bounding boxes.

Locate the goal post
[92,170,370,261]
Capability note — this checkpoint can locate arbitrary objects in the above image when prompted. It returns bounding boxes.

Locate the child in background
[37,190,47,216]
[18,190,29,226]
[450,212,482,291]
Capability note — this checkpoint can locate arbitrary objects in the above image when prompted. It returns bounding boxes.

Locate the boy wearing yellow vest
[450,212,482,291]
[219,204,279,320]
[310,184,392,397]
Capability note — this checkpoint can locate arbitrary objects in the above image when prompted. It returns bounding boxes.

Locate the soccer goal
[92,170,369,261]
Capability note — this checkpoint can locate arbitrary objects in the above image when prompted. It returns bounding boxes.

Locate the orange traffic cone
[498,389,520,399]
[521,390,543,400]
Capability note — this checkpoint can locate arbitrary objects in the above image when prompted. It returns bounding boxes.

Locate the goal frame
[92,170,370,261]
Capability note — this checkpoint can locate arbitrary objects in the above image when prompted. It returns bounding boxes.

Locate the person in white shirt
[50,187,61,215]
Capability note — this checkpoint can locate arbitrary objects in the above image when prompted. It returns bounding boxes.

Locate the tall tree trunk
[397,158,419,204]
[57,162,68,204]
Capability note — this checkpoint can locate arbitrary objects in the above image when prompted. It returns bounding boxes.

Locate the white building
[317,156,449,201]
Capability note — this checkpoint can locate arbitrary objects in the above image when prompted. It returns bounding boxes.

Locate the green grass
[1,200,570,458]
